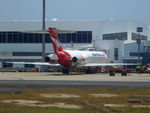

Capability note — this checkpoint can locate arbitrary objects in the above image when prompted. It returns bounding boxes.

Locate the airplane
[7,27,139,74]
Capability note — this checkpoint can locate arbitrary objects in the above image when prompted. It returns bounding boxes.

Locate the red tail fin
[49,27,63,53]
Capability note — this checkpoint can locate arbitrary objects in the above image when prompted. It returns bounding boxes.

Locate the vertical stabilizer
[49,27,63,53]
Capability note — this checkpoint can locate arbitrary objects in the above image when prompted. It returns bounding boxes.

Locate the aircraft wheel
[109,71,115,76]
[121,71,127,76]
[63,68,69,74]
[113,73,115,76]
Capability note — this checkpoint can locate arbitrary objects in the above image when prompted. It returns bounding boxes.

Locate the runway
[0,72,150,92]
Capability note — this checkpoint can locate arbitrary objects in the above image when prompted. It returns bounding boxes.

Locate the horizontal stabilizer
[21,28,76,34]
[6,62,60,66]
[21,30,49,34]
[52,29,76,34]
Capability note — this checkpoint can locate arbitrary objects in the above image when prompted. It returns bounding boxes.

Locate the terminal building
[0,19,149,69]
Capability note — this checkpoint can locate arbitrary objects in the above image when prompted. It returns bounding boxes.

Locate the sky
[0,0,150,25]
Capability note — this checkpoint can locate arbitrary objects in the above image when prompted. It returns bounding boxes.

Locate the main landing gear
[109,70,115,76]
[109,70,127,76]
[62,68,69,74]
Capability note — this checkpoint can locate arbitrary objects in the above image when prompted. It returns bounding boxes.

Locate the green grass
[0,89,150,113]
[111,108,150,113]
[0,108,87,113]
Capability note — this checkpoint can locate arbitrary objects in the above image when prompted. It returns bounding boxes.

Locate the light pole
[42,0,46,61]
[136,27,143,63]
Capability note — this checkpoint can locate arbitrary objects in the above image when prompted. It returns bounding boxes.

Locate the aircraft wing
[6,62,60,66]
[6,62,139,67]
[82,63,140,67]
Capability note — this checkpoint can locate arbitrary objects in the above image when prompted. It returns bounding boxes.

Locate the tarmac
[0,72,150,82]
[0,72,150,93]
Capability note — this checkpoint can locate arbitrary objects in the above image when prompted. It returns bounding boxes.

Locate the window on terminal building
[0,31,92,43]
[103,32,127,40]
[59,34,66,43]
[8,32,13,43]
[0,32,6,43]
[132,33,147,40]
[34,34,40,43]
[45,34,51,43]
[83,32,88,43]
[2,62,13,68]
[39,34,42,43]
[59,31,92,43]
[71,33,77,43]
[88,31,92,43]
[13,33,18,43]
[18,32,23,43]
[77,32,82,43]
[29,33,34,43]
[23,33,28,43]
[66,33,72,43]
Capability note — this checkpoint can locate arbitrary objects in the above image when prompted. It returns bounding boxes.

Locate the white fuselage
[65,50,108,66]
